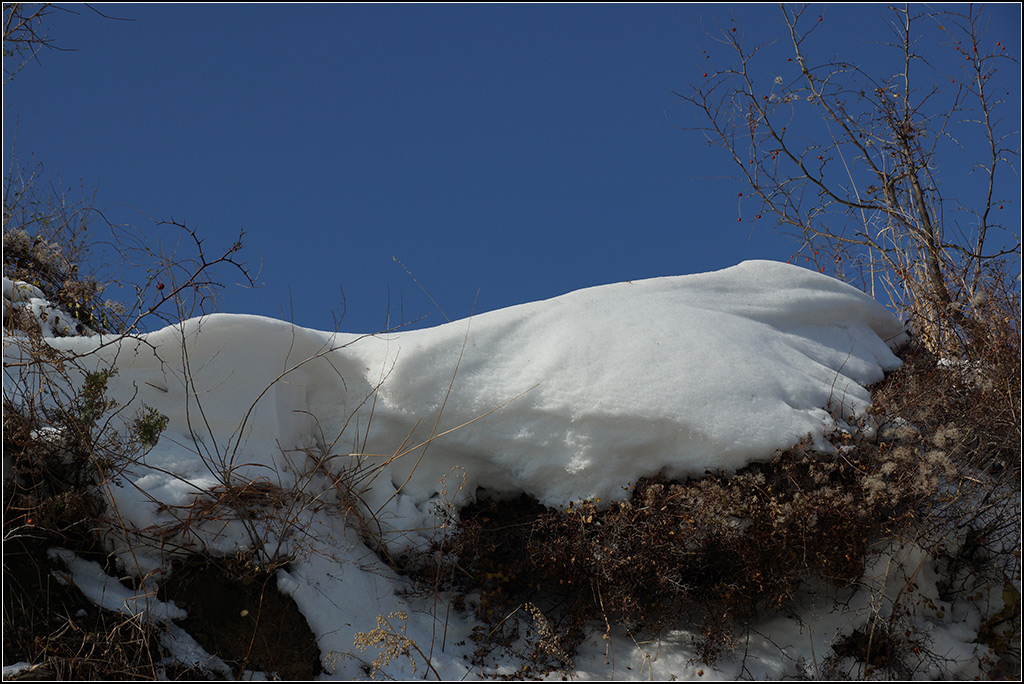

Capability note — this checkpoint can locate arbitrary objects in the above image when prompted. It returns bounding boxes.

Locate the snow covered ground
[3,260,1009,679]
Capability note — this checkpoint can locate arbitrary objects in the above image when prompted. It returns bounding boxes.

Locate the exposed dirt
[158,556,322,679]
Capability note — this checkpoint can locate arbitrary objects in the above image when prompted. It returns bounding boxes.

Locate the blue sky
[4,4,1021,333]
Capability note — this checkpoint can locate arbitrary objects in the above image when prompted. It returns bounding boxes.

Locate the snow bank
[348,260,907,515]
[22,260,906,557]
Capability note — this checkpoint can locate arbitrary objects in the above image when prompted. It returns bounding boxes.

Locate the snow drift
[24,260,907,557]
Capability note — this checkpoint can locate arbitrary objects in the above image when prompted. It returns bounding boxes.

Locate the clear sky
[4,3,1021,333]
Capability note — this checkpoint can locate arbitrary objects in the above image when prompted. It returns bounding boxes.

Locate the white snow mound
[34,260,905,549]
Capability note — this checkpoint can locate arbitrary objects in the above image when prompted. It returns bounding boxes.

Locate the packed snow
[3,260,1004,679]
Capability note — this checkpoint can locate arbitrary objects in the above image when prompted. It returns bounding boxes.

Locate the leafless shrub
[676,4,1020,356]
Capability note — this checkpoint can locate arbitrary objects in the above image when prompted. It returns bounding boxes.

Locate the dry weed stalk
[352,610,441,680]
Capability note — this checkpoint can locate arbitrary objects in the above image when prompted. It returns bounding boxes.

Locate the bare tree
[679,4,1020,356]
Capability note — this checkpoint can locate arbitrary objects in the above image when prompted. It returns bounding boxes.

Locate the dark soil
[158,556,322,679]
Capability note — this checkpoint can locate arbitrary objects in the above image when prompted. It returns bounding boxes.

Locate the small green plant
[78,369,116,431]
[131,405,169,449]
